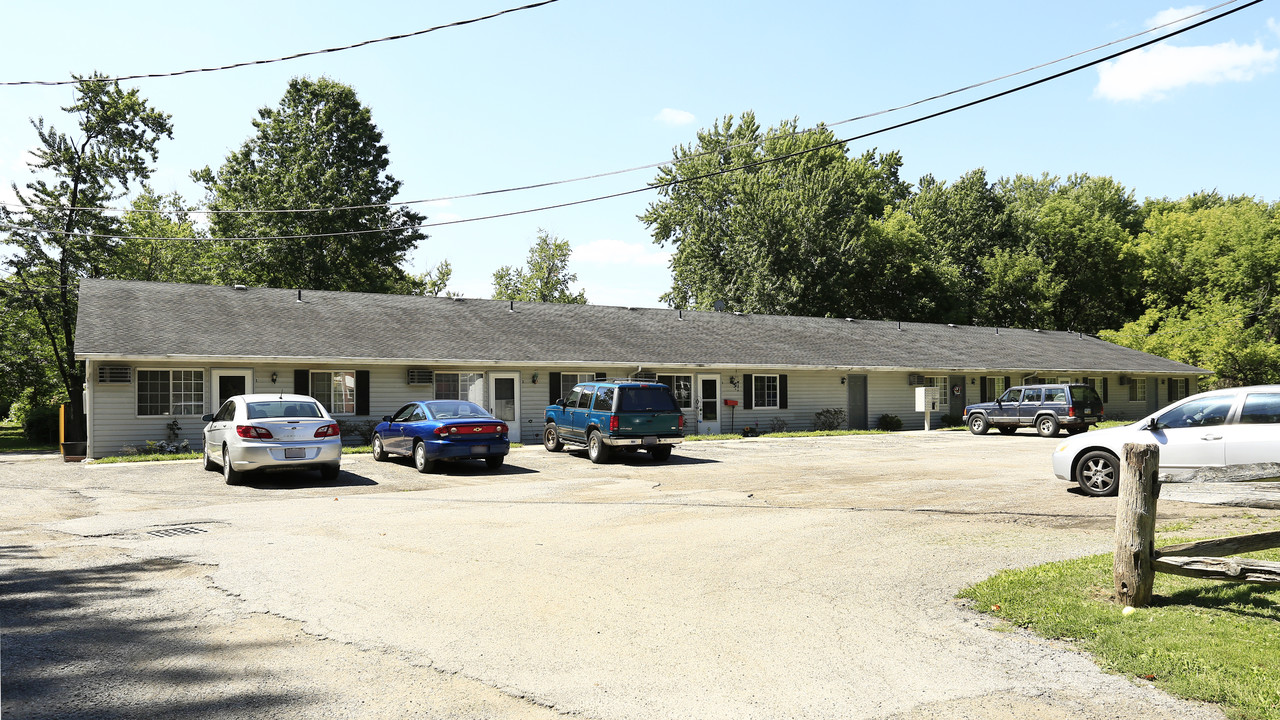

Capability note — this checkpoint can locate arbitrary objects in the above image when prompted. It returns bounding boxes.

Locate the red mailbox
[723,399,739,407]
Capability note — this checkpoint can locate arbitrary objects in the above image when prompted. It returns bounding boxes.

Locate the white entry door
[696,374,721,435]
[211,369,253,410]
[488,372,521,439]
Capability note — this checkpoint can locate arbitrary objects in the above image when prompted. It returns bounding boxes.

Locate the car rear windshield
[247,401,323,419]
[1069,386,1103,406]
[617,386,679,412]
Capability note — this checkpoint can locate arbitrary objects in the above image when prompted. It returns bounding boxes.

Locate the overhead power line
[0,0,560,87]
[0,0,1263,243]
[0,0,1251,219]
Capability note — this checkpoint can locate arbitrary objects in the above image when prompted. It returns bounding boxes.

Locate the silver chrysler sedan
[202,393,342,484]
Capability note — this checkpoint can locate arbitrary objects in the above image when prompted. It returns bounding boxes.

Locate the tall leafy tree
[107,186,212,284]
[0,73,172,430]
[195,77,427,293]
[492,230,586,303]
[1104,198,1280,386]
[640,112,949,319]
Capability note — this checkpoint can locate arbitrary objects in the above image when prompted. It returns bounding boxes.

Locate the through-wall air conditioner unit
[407,369,434,385]
[97,366,133,384]
[907,374,925,386]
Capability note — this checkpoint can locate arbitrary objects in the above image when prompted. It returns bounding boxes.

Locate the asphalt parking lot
[4,432,1273,719]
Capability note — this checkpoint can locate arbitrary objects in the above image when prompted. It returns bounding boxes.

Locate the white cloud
[1146,6,1204,30]
[1094,39,1278,101]
[1269,17,1280,38]
[573,238,672,267]
[654,108,695,126]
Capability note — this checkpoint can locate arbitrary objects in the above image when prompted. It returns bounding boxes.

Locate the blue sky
[2,1,1277,307]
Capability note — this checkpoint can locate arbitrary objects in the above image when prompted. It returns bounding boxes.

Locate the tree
[1103,198,1280,386]
[395,260,454,297]
[0,73,172,431]
[492,230,586,303]
[107,186,213,284]
[195,77,427,293]
[640,112,949,319]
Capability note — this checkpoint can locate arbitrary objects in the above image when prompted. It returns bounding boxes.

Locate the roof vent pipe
[678,309,683,321]
[297,289,303,302]
[509,300,514,312]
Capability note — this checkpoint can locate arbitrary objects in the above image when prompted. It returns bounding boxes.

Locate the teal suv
[543,380,685,463]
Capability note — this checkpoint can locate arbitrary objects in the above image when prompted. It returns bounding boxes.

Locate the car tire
[222,445,243,485]
[485,455,504,470]
[649,445,672,462]
[203,445,217,471]
[1076,450,1120,496]
[1066,426,1087,435]
[319,464,340,481]
[587,431,610,464]
[1037,415,1060,438]
[413,441,434,474]
[543,423,563,452]
[968,414,989,435]
[371,434,388,461]
[997,426,1016,435]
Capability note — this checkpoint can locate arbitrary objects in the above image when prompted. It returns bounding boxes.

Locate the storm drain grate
[147,526,209,538]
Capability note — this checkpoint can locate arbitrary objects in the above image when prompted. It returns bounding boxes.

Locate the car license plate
[472,446,488,455]
[284,447,306,459]
[644,436,658,445]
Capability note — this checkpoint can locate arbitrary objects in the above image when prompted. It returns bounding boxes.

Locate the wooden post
[1114,443,1160,607]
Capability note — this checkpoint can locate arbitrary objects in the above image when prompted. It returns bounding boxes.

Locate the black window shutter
[779,374,788,409]
[596,371,608,382]
[549,372,561,404]
[980,378,988,403]
[294,369,310,396]
[1167,378,1174,402]
[355,370,370,416]
[1102,378,1109,403]
[742,374,753,409]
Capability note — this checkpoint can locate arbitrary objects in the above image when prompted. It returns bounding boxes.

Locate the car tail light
[236,425,273,439]
[314,423,341,438]
[1068,407,1076,418]
[498,423,508,434]
[610,415,619,432]
[678,414,685,430]
[434,426,452,437]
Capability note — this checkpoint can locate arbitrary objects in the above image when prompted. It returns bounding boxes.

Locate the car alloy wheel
[413,441,433,474]
[372,434,387,462]
[1077,451,1119,496]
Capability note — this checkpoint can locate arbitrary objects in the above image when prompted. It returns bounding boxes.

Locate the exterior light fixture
[531,372,539,385]
[270,372,278,384]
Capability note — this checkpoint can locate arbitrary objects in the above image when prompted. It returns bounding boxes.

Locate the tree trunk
[1114,443,1160,607]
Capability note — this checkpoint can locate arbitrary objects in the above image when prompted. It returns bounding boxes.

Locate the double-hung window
[1129,378,1148,403]
[560,373,597,402]
[137,369,205,416]
[311,370,356,415]
[657,373,693,409]
[752,374,780,409]
[924,375,950,409]
[435,372,484,402]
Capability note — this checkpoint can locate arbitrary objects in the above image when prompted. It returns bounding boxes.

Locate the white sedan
[1052,384,1280,496]
[202,393,343,484]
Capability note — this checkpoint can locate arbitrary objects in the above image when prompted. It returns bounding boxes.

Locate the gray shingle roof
[74,279,1205,374]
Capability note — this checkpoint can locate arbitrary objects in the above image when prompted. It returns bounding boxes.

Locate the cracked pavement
[4,432,1275,719]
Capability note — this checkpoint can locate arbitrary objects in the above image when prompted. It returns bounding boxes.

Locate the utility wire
[0,0,1250,218]
[0,0,1264,242]
[0,1,561,87]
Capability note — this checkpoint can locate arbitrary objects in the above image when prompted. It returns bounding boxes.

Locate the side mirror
[382,415,392,422]
[1141,417,1158,431]
[201,413,214,422]
[556,398,566,408]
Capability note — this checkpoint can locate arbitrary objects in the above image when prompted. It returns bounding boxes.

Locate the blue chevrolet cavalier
[372,400,509,473]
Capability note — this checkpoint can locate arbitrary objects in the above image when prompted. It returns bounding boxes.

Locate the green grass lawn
[0,421,58,453]
[960,530,1280,720]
